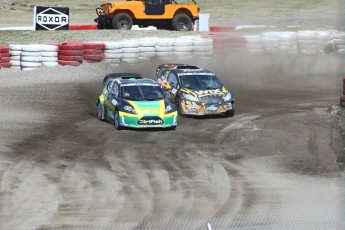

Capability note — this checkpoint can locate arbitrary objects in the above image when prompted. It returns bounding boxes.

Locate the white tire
[174,46,193,52]
[121,47,139,53]
[21,51,41,57]
[10,60,21,66]
[104,42,123,49]
[138,52,156,58]
[103,49,122,54]
[10,55,20,60]
[156,46,173,52]
[139,39,157,47]
[42,62,59,67]
[21,61,42,67]
[40,45,59,52]
[9,50,21,56]
[21,56,42,62]
[156,39,174,47]
[121,40,139,48]
[174,39,193,47]
[104,53,122,59]
[193,38,213,46]
[121,53,138,58]
[41,56,58,62]
[9,44,23,51]
[41,51,58,57]
[138,46,155,52]
[21,45,42,52]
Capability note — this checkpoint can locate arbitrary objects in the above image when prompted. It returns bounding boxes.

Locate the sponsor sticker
[34,6,69,31]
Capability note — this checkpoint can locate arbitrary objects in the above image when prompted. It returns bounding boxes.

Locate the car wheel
[172,14,192,31]
[97,102,104,121]
[112,13,133,30]
[114,109,122,130]
[224,109,235,117]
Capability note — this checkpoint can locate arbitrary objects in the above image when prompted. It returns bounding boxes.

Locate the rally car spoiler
[103,73,143,85]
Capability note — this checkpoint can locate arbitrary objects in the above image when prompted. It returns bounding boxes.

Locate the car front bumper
[118,111,178,129]
[180,101,234,116]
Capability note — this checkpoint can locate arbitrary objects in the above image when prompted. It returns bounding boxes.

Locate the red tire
[1,62,11,68]
[59,50,84,56]
[58,60,82,66]
[340,95,345,102]
[58,42,84,50]
[83,54,104,62]
[58,55,83,62]
[1,57,10,63]
[0,46,9,53]
[83,43,105,50]
[0,52,10,57]
[83,49,103,55]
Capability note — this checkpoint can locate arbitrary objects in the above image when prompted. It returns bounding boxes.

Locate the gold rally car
[157,65,235,116]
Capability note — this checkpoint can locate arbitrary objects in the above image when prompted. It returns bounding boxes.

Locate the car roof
[116,77,159,86]
[169,67,215,76]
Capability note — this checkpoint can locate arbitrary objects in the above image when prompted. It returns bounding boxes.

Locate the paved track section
[0,52,344,229]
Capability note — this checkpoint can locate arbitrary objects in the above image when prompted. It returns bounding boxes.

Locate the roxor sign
[34,6,69,31]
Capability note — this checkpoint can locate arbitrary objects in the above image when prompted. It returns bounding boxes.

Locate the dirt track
[0,52,344,229]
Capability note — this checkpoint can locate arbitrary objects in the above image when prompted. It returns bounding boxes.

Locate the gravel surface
[0,51,344,229]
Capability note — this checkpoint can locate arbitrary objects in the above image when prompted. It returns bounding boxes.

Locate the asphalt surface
[0,53,344,229]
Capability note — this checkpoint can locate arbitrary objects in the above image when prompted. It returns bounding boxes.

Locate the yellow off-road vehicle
[95,0,199,31]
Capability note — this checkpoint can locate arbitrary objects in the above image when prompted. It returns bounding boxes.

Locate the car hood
[126,99,165,115]
[181,87,228,97]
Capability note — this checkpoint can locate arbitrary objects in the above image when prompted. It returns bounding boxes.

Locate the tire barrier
[0,46,11,68]
[2,30,345,71]
[58,42,84,66]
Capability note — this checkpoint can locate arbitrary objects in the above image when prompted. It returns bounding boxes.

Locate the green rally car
[96,73,178,130]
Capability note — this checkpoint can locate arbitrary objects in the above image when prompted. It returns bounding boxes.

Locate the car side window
[112,83,119,97]
[167,73,178,87]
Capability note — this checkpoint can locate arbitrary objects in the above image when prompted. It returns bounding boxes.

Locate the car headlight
[124,105,137,114]
[224,93,232,102]
[183,93,199,102]
[164,104,174,114]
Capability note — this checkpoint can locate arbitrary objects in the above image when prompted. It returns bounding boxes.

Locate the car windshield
[179,74,222,89]
[121,85,164,101]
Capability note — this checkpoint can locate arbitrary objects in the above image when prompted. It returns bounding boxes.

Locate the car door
[105,82,119,117]
[166,73,179,104]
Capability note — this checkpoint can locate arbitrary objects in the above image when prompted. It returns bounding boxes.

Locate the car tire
[224,109,235,117]
[97,102,104,121]
[114,109,122,130]
[112,13,133,30]
[172,14,192,31]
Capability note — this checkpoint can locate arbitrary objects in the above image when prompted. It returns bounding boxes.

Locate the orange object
[95,0,199,31]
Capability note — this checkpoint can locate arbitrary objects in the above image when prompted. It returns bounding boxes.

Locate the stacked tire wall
[1,30,345,72]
